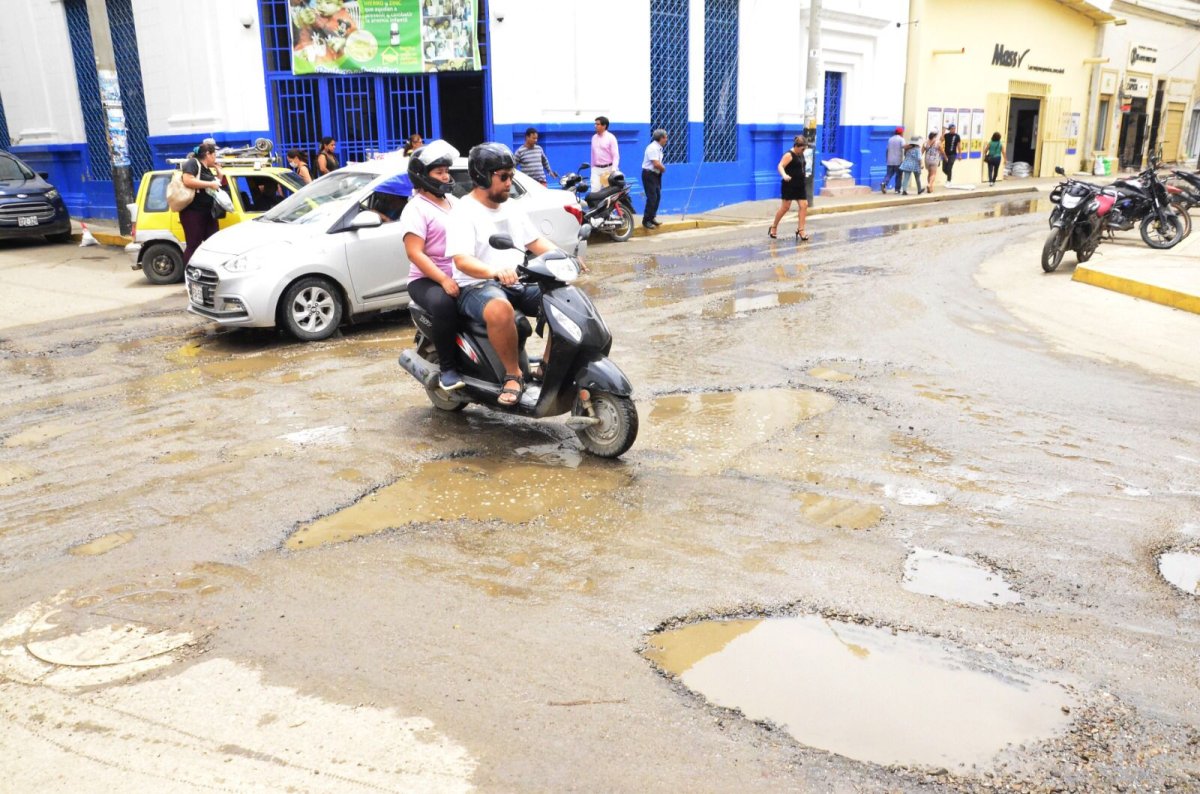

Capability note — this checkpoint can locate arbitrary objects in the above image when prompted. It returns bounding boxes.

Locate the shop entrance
[435,71,487,154]
[1118,97,1148,170]
[1007,97,1041,168]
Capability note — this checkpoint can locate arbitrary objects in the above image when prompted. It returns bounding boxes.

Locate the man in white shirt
[640,129,667,229]
[445,143,561,406]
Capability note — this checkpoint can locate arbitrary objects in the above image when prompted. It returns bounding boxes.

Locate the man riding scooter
[446,143,582,406]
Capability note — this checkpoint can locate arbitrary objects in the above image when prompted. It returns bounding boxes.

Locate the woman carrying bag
[179,143,225,265]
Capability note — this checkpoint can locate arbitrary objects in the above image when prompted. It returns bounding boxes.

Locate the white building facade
[0,0,909,219]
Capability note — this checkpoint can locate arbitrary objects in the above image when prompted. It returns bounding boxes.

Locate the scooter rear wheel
[609,207,634,242]
[426,385,467,412]
[573,392,638,458]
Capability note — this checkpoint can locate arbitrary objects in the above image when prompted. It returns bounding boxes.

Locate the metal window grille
[703,0,737,163]
[0,92,9,150]
[260,0,438,160]
[106,0,154,177]
[63,0,112,180]
[650,0,688,165]
[821,71,842,155]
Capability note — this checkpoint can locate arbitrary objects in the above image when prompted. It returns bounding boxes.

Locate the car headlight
[547,303,582,343]
[45,189,61,202]
[222,254,262,273]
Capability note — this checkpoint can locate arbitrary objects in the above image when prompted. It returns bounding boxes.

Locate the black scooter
[397,226,639,458]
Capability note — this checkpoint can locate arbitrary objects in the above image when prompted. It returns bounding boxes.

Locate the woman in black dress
[770,135,810,240]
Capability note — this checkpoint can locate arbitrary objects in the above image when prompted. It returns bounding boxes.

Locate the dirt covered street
[2,196,1199,792]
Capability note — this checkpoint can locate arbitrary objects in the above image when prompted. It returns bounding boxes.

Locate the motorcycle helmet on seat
[407,139,459,197]
[467,142,516,188]
[606,170,626,189]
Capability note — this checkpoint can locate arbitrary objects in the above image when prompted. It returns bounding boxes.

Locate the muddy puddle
[645,614,1071,769]
[795,493,883,530]
[640,264,808,311]
[641,389,837,475]
[903,548,1021,606]
[808,367,854,382]
[287,457,631,550]
[1158,551,1200,595]
[68,531,136,557]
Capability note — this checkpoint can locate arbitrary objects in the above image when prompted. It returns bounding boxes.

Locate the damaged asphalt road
[1,196,1199,792]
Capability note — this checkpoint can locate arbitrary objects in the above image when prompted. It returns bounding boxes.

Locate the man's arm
[542,151,556,178]
[609,135,619,171]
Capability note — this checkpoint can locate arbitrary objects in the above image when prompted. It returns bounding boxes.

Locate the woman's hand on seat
[441,278,460,298]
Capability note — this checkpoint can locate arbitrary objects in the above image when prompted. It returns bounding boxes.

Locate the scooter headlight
[545,255,581,283]
[547,303,582,342]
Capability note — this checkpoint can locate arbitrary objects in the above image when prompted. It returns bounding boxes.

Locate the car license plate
[188,282,203,303]
[17,216,38,227]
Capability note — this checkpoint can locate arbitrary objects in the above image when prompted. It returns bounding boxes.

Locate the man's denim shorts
[456,282,539,323]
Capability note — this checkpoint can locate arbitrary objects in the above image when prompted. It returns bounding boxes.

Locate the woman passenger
[400,140,464,391]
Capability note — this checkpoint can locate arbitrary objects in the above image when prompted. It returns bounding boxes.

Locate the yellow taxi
[125,158,304,283]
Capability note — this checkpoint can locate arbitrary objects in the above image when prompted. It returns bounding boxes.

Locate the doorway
[436,71,486,153]
[1118,97,1148,170]
[1007,97,1040,167]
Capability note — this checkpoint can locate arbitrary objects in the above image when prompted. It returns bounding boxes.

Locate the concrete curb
[806,184,1038,216]
[632,218,740,237]
[1072,265,1200,316]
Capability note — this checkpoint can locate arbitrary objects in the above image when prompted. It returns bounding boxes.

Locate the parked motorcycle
[559,164,636,242]
[397,225,639,458]
[1166,169,1200,237]
[1043,167,1114,272]
[1102,156,1186,249]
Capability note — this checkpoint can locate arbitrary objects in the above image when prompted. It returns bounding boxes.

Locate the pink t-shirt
[591,130,619,169]
[400,193,458,283]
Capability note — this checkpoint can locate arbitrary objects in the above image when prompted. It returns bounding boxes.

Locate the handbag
[208,187,234,213]
[166,165,196,212]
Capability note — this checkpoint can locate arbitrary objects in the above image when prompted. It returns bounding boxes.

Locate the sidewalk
[1072,230,1200,315]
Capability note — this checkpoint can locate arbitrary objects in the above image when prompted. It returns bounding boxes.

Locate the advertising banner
[927,108,943,137]
[289,0,480,76]
[971,109,985,158]
[1066,112,1080,155]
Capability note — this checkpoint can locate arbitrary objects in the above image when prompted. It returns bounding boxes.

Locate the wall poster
[289,0,480,75]
[1066,112,1080,155]
[970,109,985,158]
[927,107,943,138]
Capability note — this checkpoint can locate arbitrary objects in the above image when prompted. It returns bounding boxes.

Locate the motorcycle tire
[425,385,468,412]
[1140,212,1185,249]
[572,391,638,458]
[608,206,634,242]
[1041,228,1067,273]
[1169,201,1193,238]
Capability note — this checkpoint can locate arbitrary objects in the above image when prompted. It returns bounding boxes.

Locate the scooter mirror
[1054,166,1065,175]
[578,163,591,171]
[489,233,515,250]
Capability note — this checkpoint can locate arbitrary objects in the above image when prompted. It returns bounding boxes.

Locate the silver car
[185,157,585,341]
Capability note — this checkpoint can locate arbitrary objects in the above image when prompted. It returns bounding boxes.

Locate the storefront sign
[992,44,1030,68]
[1128,44,1158,69]
[1124,75,1151,99]
[289,0,480,76]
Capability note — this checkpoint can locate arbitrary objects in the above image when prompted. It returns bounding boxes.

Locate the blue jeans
[457,282,540,323]
[883,165,901,192]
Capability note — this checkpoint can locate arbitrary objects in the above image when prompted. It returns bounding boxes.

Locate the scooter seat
[585,185,623,205]
[410,300,532,342]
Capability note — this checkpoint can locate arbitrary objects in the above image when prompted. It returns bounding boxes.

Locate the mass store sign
[991,43,1065,75]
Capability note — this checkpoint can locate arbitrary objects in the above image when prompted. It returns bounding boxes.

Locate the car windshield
[0,154,35,181]
[260,171,376,223]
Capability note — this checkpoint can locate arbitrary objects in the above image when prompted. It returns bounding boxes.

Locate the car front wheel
[141,243,184,284]
[280,277,343,341]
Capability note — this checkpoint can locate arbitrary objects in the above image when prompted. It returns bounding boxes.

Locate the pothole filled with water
[645,614,1071,770]
[287,457,631,550]
[1158,551,1200,595]
[902,548,1021,606]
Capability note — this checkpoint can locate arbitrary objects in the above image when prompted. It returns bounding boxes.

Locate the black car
[0,150,72,243]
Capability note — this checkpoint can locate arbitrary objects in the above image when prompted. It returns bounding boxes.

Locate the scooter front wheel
[1140,212,1184,249]
[1041,228,1067,272]
[573,391,638,458]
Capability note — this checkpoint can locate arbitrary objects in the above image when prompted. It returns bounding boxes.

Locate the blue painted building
[0,0,908,220]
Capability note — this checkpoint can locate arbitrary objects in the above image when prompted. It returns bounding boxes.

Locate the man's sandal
[498,374,524,406]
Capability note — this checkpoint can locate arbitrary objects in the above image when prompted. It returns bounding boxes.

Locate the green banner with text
[289,0,480,75]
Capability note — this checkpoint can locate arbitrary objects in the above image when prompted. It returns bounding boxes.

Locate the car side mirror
[38,171,50,180]
[350,210,382,229]
[1055,166,1065,175]
[489,233,514,250]
[578,224,592,239]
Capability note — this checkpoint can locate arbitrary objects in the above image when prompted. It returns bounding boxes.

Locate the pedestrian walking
[287,149,312,184]
[899,135,924,196]
[985,132,1005,186]
[769,135,810,241]
[881,126,904,193]
[179,142,223,265]
[590,116,619,191]
[923,131,944,194]
[513,127,557,186]
[640,129,667,230]
[315,136,340,176]
[941,123,961,183]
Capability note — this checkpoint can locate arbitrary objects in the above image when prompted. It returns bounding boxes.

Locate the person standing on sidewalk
[640,129,667,230]
[769,135,810,241]
[899,136,924,196]
[179,142,223,265]
[941,123,961,183]
[316,137,340,176]
[590,116,619,191]
[923,131,945,194]
[985,132,1005,186]
[882,126,904,193]
[513,128,557,186]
